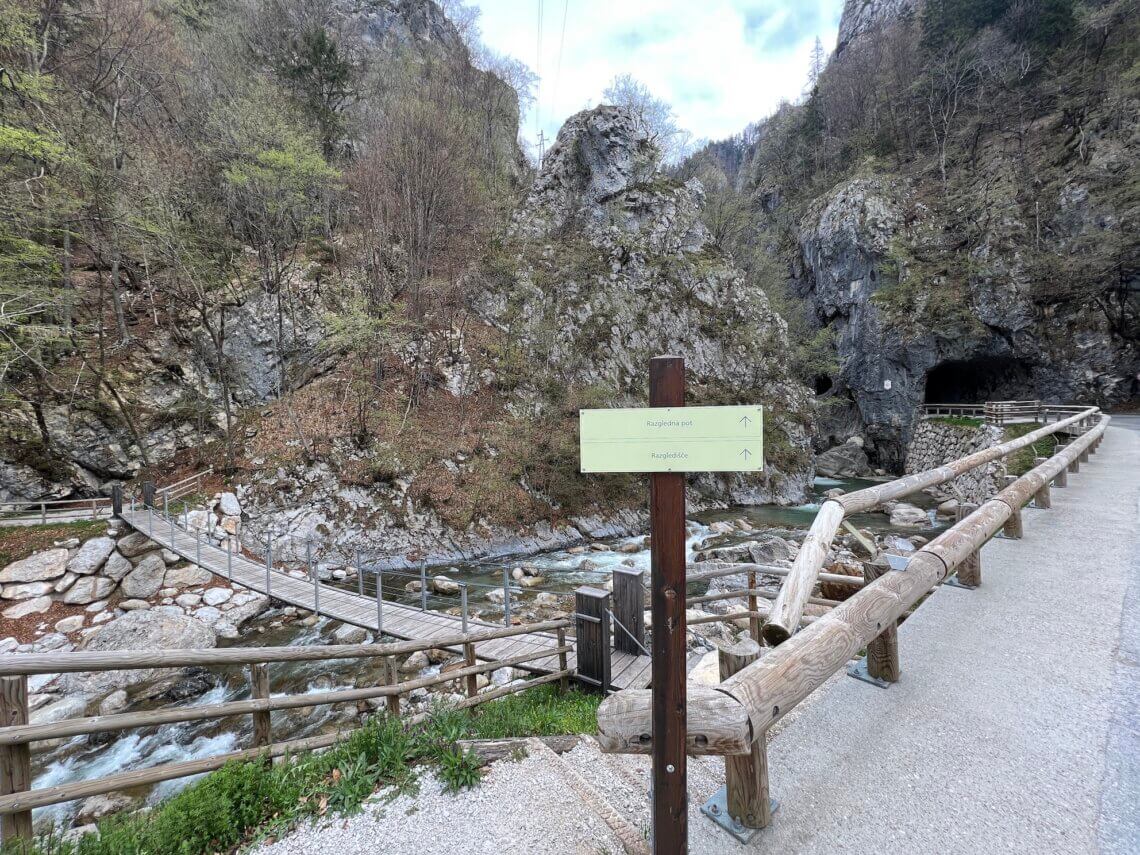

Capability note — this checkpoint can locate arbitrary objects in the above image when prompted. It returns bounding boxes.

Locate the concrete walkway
[255,425,1138,855]
[684,422,1140,853]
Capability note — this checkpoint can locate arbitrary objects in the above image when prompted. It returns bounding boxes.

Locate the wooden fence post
[1069,454,1080,474]
[648,355,688,855]
[111,484,123,517]
[863,559,900,682]
[1032,458,1052,508]
[249,665,271,749]
[718,639,773,830]
[384,657,401,717]
[142,480,155,509]
[556,627,569,693]
[611,567,645,655]
[463,642,478,699]
[747,568,762,642]
[1001,475,1023,539]
[574,587,611,693]
[0,676,32,844]
[954,503,982,587]
[1054,457,1068,487]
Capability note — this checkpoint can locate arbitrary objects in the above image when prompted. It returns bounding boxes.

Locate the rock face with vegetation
[684,0,1139,468]
[479,106,814,504]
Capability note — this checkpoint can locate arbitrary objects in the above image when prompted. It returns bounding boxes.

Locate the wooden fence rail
[763,406,1100,645]
[0,619,573,838]
[596,413,1109,833]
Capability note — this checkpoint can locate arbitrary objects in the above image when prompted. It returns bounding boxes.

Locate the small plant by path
[2,686,601,855]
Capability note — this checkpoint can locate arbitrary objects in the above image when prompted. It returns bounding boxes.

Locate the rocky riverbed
[1,477,963,834]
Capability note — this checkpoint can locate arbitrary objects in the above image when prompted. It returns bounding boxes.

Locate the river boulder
[63,610,216,697]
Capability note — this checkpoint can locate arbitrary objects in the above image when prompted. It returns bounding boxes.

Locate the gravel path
[252,740,625,855]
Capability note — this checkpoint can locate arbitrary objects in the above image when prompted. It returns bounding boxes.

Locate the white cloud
[467,0,844,155]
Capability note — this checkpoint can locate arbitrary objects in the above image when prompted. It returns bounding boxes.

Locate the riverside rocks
[0,548,69,583]
[121,553,167,599]
[815,440,872,478]
[65,537,115,575]
[64,610,217,698]
[61,575,116,605]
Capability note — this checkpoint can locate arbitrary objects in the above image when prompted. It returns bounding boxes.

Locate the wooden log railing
[0,619,572,839]
[596,413,1110,830]
[762,405,1100,646]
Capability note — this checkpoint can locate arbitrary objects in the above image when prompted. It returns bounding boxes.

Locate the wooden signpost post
[580,356,764,854]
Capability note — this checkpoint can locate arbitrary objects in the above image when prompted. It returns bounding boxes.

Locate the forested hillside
[0,0,812,562]
[683,0,1139,465]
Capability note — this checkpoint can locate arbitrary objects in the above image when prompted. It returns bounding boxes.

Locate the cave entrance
[924,356,1032,404]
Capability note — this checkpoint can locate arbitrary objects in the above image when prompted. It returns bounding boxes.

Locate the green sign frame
[579,405,764,473]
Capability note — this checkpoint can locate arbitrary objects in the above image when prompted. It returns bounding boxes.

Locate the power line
[535,0,544,141]
[550,0,568,133]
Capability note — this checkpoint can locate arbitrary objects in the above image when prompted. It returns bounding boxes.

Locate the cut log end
[761,622,790,646]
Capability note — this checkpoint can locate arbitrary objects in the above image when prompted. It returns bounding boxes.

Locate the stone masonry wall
[905,419,1005,503]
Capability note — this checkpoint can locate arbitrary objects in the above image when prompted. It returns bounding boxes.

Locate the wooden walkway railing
[922,400,1095,425]
[0,620,572,842]
[596,408,1109,837]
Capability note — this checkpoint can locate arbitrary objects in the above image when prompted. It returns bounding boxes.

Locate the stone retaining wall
[904,419,1005,503]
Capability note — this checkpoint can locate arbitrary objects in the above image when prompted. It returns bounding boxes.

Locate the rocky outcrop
[815,439,872,478]
[836,0,916,55]
[480,106,814,506]
[795,175,1136,468]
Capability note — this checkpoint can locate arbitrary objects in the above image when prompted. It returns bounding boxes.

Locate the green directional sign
[579,405,764,473]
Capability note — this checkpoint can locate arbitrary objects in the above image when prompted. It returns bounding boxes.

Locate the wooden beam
[863,559,899,683]
[456,735,581,766]
[761,407,1098,645]
[0,619,572,677]
[954,503,982,587]
[719,640,771,829]
[249,664,271,749]
[0,677,31,842]
[596,685,751,756]
[649,354,688,855]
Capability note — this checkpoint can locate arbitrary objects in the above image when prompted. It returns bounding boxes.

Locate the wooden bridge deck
[118,510,652,692]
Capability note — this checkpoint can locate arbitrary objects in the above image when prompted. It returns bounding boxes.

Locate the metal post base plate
[700,784,777,844]
[944,575,977,590]
[847,659,892,689]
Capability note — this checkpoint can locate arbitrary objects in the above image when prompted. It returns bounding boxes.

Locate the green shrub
[6,687,602,855]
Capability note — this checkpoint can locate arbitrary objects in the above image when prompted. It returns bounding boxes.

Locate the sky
[467,0,845,157]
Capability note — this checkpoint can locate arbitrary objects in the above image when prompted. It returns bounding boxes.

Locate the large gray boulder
[163,564,212,590]
[66,537,116,575]
[815,442,872,478]
[116,531,158,559]
[61,575,117,605]
[0,549,69,583]
[64,610,216,697]
[101,551,132,581]
[120,553,167,599]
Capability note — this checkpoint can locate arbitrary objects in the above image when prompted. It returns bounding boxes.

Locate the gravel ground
[252,741,626,855]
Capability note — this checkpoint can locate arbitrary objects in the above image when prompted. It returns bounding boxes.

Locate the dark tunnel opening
[924,356,1033,404]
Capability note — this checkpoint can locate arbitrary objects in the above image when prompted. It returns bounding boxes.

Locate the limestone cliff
[479,106,815,504]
